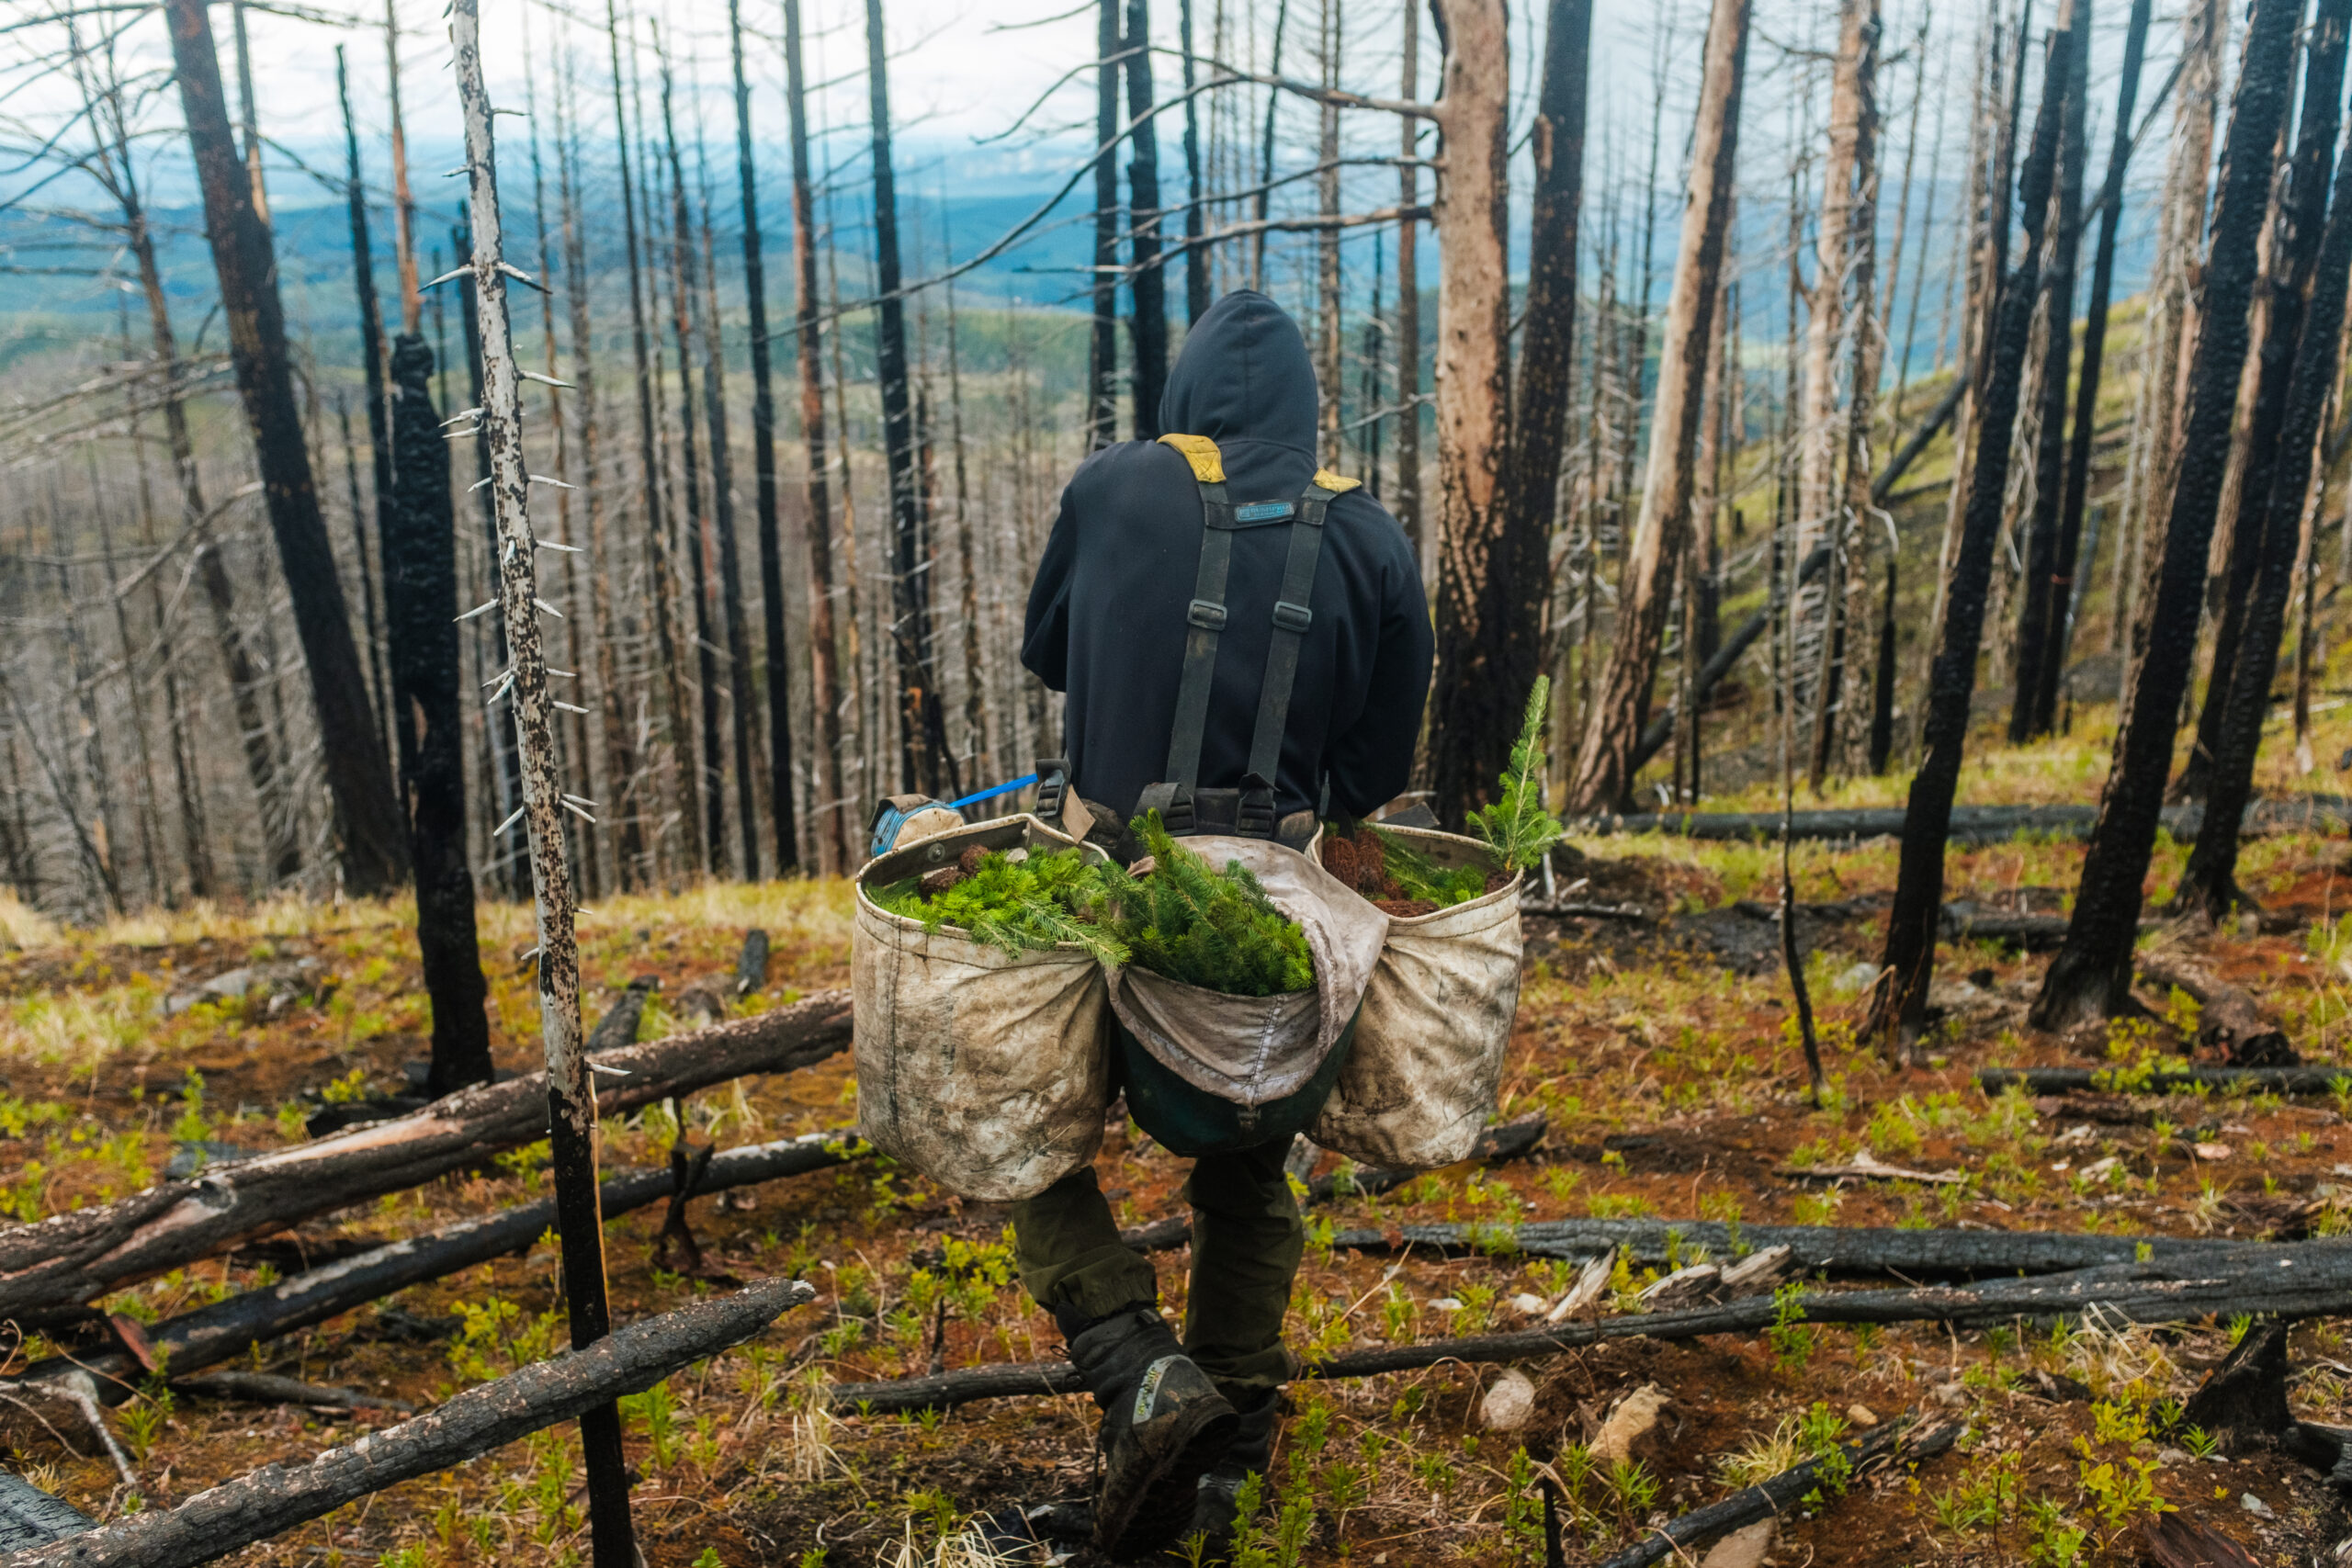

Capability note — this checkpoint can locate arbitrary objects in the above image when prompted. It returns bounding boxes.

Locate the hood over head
[1159,289,1318,454]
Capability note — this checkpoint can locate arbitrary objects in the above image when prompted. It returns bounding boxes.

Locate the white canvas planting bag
[1311,824,1524,1168]
[1106,836,1389,1108]
[853,816,1112,1201]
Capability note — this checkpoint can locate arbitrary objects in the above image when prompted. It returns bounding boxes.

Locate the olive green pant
[1011,1141,1302,1396]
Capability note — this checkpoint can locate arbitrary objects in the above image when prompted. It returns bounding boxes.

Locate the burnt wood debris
[6,0,2352,1558]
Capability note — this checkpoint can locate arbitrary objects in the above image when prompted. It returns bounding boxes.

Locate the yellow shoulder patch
[1312,468,1363,494]
[1157,433,1225,483]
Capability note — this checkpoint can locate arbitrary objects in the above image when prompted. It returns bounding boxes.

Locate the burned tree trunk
[1793,0,1879,763]
[1565,0,1743,814]
[786,0,847,874]
[698,154,762,883]
[163,0,406,896]
[1125,0,1170,438]
[1177,0,1210,324]
[1089,0,1122,448]
[2177,1,2352,918]
[866,0,954,802]
[1873,4,2074,1048]
[380,332,492,1098]
[2031,0,2302,1029]
[607,0,696,886]
[2038,0,2153,728]
[2178,1,2350,804]
[1426,0,1517,825]
[731,0,798,874]
[449,9,638,1540]
[1502,0,1593,783]
[653,47,725,877]
[1395,16,1423,558]
[2008,6,2086,744]
[556,56,644,889]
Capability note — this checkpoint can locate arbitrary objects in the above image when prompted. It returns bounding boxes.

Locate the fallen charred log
[1579,795,2352,843]
[1317,1216,2293,1277]
[15,1129,860,1400]
[170,1372,412,1413]
[0,992,852,1329]
[820,1262,2352,1414]
[1978,1066,2347,1095]
[9,1278,816,1568]
[1589,1416,1962,1568]
[1117,1117,1549,1254]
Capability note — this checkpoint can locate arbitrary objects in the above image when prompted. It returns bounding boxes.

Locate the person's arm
[1323,546,1433,818]
[1020,485,1080,693]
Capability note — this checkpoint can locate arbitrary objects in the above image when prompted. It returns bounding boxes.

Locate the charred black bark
[2178,0,2352,918]
[1499,0,1592,708]
[1124,0,1169,438]
[2038,0,2153,733]
[2178,6,2350,804]
[2032,0,2301,1029]
[1176,0,1210,324]
[382,336,493,1097]
[866,0,953,800]
[164,0,406,896]
[2009,7,2086,742]
[1874,10,2073,1046]
[1090,0,1122,448]
[730,0,797,874]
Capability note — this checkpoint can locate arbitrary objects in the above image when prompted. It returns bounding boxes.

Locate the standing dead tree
[75,34,290,887]
[2035,0,2154,729]
[449,0,631,1545]
[1502,0,1593,797]
[866,0,955,802]
[2008,0,2087,742]
[1566,0,1746,814]
[2177,0,2350,804]
[2031,0,2301,1029]
[164,0,406,895]
[1426,0,1518,825]
[2176,0,2352,919]
[731,0,798,875]
[1871,0,2075,1051]
[356,61,492,1096]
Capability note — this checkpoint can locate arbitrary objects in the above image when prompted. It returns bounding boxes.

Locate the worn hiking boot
[1180,1388,1280,1562]
[1065,1306,1238,1559]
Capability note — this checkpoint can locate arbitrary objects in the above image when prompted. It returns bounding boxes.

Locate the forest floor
[4,694,2352,1568]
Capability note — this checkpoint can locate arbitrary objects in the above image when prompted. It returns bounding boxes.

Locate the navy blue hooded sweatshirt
[1022,291,1432,822]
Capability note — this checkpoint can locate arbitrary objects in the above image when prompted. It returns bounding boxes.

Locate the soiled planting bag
[1311,824,1523,1168]
[1107,837,1389,1117]
[854,816,1111,1201]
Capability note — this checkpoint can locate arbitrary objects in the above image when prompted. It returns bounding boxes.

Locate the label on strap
[1233,501,1297,524]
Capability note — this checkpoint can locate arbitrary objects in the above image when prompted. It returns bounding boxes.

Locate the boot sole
[1095,1401,1239,1561]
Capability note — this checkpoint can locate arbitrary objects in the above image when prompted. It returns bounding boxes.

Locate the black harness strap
[1246,481,1338,786]
[1162,479,1235,789]
[1142,455,1341,841]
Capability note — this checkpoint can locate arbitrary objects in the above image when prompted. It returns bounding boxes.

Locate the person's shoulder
[1317,474,1416,566]
[1066,436,1197,502]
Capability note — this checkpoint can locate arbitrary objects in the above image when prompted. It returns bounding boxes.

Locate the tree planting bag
[1106,836,1389,1136]
[1310,824,1524,1168]
[853,816,1112,1202]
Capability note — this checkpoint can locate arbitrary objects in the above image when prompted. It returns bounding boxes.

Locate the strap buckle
[1272,601,1312,633]
[1237,773,1277,840]
[1187,599,1228,630]
[1033,757,1069,825]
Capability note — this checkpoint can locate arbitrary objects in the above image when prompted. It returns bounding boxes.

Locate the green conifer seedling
[1466,676,1565,872]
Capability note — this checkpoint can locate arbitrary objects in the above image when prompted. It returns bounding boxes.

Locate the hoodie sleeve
[1020,483,1079,693]
[1323,539,1434,818]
